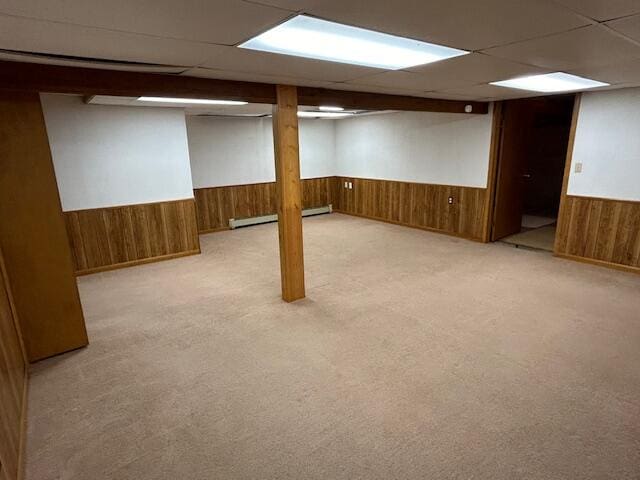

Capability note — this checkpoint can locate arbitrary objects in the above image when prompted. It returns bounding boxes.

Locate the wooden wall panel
[194,177,333,233]
[333,176,487,241]
[194,176,486,241]
[0,248,27,480]
[273,84,305,302]
[0,91,88,362]
[64,199,200,275]
[555,196,640,272]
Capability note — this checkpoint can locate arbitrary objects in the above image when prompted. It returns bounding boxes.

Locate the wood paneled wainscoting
[0,247,27,480]
[555,195,640,273]
[333,176,487,241]
[194,177,333,233]
[64,199,200,275]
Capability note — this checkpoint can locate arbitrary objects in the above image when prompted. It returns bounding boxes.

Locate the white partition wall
[40,93,200,274]
[568,88,640,202]
[186,116,335,188]
[41,94,194,211]
[334,110,494,188]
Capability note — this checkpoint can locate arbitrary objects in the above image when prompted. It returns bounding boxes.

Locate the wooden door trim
[482,101,504,242]
[553,93,581,254]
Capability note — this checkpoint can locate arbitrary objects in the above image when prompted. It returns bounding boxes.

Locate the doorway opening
[490,95,575,251]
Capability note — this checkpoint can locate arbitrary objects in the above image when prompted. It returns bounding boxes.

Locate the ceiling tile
[0,51,188,73]
[87,95,139,105]
[606,14,640,42]
[569,57,640,84]
[200,46,385,83]
[0,15,225,67]
[435,83,542,100]
[0,0,291,45]
[343,71,439,91]
[345,54,549,92]
[181,67,337,89]
[323,82,427,97]
[483,25,640,70]
[186,104,274,116]
[253,0,589,50]
[438,79,633,100]
[553,0,640,21]
[87,95,275,115]
[417,91,493,101]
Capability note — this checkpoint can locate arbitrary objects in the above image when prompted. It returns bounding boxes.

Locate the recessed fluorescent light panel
[138,97,248,105]
[490,72,609,93]
[319,106,344,111]
[298,111,354,118]
[239,15,468,70]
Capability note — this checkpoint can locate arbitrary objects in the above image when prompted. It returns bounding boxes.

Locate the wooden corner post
[273,85,305,302]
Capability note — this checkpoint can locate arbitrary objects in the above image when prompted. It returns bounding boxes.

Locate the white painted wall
[568,88,640,202]
[186,116,335,188]
[39,90,640,211]
[43,97,495,211]
[334,110,494,187]
[41,94,194,211]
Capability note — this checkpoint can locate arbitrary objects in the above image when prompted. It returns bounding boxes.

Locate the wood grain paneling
[194,177,332,233]
[333,176,487,241]
[195,176,486,241]
[0,91,88,362]
[555,196,640,272]
[64,199,200,275]
[273,85,305,302]
[0,247,27,480]
[552,93,639,274]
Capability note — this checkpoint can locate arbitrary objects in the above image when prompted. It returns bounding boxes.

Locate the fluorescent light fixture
[297,111,354,118]
[138,97,248,105]
[319,106,344,111]
[239,15,468,70]
[490,72,609,93]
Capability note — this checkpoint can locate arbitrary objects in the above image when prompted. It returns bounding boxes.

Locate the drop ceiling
[85,95,376,118]
[1,0,640,100]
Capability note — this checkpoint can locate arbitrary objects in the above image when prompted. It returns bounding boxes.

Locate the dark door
[491,99,533,241]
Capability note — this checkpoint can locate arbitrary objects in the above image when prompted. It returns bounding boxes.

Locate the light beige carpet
[26,214,640,480]
[502,225,557,252]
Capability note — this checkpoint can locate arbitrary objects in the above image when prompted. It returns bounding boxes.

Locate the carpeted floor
[26,214,640,480]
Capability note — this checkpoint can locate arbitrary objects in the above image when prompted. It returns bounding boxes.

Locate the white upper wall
[41,94,194,211]
[568,88,640,202]
[43,97,496,211]
[335,110,494,188]
[186,116,335,188]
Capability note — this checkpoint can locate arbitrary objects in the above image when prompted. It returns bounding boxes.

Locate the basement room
[0,1,639,479]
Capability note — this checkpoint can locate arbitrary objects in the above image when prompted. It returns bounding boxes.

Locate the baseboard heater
[229,204,332,229]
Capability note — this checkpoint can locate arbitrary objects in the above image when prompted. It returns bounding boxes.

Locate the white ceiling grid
[1,0,639,100]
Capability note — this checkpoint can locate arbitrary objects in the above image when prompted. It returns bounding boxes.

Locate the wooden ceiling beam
[297,87,488,114]
[0,60,277,104]
[0,60,489,114]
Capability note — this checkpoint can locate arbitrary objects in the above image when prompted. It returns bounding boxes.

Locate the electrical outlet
[574,162,583,173]
[448,196,454,204]
[344,181,348,188]
[349,182,353,189]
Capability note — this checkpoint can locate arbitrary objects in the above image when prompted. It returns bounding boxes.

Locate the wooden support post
[273,85,305,302]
